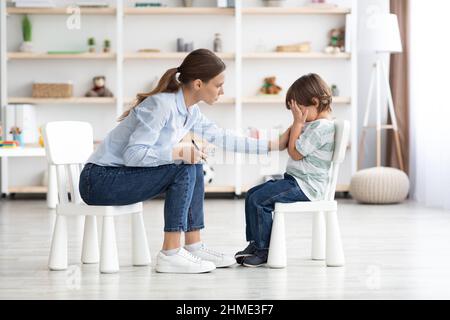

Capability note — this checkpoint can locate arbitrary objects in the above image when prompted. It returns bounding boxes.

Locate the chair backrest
[324,120,351,201]
[43,121,94,205]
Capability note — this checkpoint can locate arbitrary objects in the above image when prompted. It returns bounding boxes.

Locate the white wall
[409,0,450,209]
[356,0,390,169]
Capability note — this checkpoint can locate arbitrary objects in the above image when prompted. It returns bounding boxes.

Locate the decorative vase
[213,33,222,52]
[13,133,24,147]
[19,41,33,53]
[183,0,194,7]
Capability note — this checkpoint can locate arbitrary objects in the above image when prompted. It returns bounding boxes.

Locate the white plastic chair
[43,121,151,273]
[267,120,350,269]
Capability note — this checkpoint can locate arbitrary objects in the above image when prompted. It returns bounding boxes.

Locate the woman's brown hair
[118,48,226,121]
[285,73,332,114]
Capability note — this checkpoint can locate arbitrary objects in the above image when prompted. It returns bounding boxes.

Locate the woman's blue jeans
[245,173,310,250]
[79,163,204,232]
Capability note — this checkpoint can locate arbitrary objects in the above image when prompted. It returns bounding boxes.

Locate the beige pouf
[350,167,410,204]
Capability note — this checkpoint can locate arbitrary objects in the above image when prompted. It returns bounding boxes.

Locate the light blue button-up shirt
[88,89,269,167]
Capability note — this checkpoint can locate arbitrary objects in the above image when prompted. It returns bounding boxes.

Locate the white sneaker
[155,248,216,274]
[187,244,236,268]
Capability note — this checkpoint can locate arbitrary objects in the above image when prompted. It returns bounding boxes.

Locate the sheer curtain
[409,0,450,210]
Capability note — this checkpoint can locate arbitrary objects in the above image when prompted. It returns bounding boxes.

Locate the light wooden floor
[1,197,450,300]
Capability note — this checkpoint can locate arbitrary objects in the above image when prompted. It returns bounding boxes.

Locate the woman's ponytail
[118,49,226,122]
[118,67,180,121]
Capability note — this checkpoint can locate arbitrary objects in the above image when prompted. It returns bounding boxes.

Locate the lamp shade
[366,13,403,53]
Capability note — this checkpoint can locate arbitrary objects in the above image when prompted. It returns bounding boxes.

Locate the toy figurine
[260,76,282,95]
[85,76,114,97]
[324,27,345,54]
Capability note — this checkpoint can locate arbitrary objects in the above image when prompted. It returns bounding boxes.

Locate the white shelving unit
[0,0,358,197]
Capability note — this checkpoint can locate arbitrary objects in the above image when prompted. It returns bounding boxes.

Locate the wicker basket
[32,82,73,98]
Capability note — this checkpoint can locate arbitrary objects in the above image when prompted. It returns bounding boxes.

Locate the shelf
[1,2,357,201]
[6,184,349,194]
[243,52,351,59]
[335,185,349,192]
[243,96,351,104]
[8,186,47,194]
[9,96,350,106]
[7,7,116,15]
[125,52,235,60]
[124,96,235,105]
[6,6,349,16]
[7,185,236,194]
[201,97,235,104]
[208,184,350,193]
[9,97,116,105]
[242,6,351,15]
[124,7,235,15]
[9,51,234,60]
[8,52,116,60]
[11,97,235,105]
[204,185,236,193]
[0,146,45,157]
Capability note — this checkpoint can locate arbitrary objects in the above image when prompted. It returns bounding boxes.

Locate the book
[47,50,87,54]
[14,1,56,8]
[75,2,109,8]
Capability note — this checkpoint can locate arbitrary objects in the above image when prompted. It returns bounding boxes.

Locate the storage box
[32,82,73,98]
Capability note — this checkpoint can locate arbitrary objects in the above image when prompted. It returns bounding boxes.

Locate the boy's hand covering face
[289,100,309,124]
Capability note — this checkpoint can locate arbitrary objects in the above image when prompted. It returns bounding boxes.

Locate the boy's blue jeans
[245,173,310,250]
[79,163,205,232]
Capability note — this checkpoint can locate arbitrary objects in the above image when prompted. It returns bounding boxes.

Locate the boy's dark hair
[285,73,332,114]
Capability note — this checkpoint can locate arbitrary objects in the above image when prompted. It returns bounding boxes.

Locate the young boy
[235,73,336,267]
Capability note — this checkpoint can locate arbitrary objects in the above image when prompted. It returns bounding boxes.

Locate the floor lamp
[358,13,405,171]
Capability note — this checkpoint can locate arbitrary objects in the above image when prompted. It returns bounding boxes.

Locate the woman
[79,49,290,274]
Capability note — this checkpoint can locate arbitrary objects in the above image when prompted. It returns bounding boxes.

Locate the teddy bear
[260,76,282,95]
[325,27,345,54]
[85,76,114,97]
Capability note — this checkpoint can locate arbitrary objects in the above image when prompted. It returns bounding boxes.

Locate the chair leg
[81,216,99,264]
[131,212,151,266]
[267,211,287,269]
[325,211,345,267]
[48,215,68,271]
[47,164,58,209]
[100,216,119,273]
[312,211,326,260]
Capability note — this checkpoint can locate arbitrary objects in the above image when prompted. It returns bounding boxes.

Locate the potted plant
[103,39,111,53]
[9,126,24,146]
[88,37,96,53]
[19,15,33,52]
[183,0,194,7]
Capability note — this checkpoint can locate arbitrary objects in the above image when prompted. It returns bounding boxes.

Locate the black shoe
[235,242,257,265]
[242,249,268,268]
